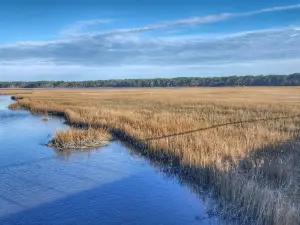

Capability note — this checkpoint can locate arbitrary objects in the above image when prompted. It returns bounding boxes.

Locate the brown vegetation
[48,127,111,150]
[8,102,24,110]
[1,87,300,224]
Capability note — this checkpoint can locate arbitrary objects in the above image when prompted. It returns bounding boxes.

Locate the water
[0,96,220,225]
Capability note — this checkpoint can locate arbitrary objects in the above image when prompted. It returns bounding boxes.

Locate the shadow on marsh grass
[140,115,300,142]
[118,132,300,225]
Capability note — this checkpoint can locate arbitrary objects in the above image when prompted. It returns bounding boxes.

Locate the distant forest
[1,73,300,88]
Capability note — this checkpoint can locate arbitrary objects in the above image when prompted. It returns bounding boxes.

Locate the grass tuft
[8,102,24,110]
[48,127,111,150]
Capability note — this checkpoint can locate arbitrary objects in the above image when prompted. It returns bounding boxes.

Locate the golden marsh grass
[1,87,300,224]
[48,127,111,150]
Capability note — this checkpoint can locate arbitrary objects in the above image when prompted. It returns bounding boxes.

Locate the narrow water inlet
[0,96,223,225]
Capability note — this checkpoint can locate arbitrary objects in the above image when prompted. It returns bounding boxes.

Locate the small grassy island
[47,128,111,150]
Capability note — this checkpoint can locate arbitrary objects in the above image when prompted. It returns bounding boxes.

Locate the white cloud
[247,4,300,14]
[1,4,300,80]
[65,4,300,37]
[60,19,113,37]
[1,28,300,66]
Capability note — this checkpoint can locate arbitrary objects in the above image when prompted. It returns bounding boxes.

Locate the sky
[1,0,300,81]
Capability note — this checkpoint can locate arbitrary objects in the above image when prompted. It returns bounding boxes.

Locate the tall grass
[48,127,111,150]
[2,87,300,224]
[8,102,24,110]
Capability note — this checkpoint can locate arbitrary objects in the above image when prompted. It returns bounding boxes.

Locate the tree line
[1,73,300,88]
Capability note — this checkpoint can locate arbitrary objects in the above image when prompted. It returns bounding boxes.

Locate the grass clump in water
[48,127,111,150]
[8,102,24,110]
[42,115,50,121]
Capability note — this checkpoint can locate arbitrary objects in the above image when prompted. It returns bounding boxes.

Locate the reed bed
[8,102,24,110]
[48,127,111,150]
[2,87,300,224]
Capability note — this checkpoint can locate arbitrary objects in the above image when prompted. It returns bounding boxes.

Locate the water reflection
[54,147,106,161]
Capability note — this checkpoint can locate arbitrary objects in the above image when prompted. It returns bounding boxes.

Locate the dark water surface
[0,96,220,225]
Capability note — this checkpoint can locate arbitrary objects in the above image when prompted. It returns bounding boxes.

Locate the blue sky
[1,0,300,81]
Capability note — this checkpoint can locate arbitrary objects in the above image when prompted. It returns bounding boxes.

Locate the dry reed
[2,87,300,224]
[48,127,111,150]
[8,102,24,110]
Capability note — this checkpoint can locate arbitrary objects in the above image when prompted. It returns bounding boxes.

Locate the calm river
[0,96,221,225]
